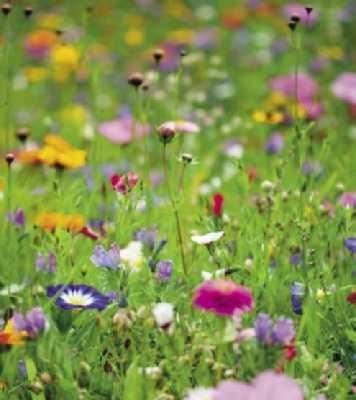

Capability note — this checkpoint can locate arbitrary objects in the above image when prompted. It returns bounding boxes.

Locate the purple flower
[91,244,120,269]
[290,252,303,266]
[13,307,48,338]
[7,208,25,228]
[134,227,158,250]
[283,3,319,25]
[291,282,305,315]
[265,133,284,154]
[155,260,173,282]
[331,73,356,106]
[18,360,27,378]
[344,238,356,254]
[47,284,112,311]
[272,317,295,345]
[270,72,318,102]
[339,192,356,208]
[36,252,57,273]
[302,161,323,176]
[255,313,273,344]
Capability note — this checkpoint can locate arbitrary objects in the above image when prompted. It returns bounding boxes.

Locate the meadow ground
[0,1,355,399]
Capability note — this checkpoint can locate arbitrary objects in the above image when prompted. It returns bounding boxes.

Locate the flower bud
[5,153,15,166]
[24,6,33,17]
[128,72,144,88]
[1,3,11,15]
[153,48,164,64]
[157,122,175,144]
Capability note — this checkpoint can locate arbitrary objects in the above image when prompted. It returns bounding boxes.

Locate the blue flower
[291,282,305,315]
[155,260,173,282]
[344,237,356,254]
[47,284,112,310]
[91,244,120,269]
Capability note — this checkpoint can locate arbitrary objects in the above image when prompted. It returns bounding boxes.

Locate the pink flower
[99,115,150,145]
[269,73,318,102]
[283,3,319,25]
[339,192,356,208]
[213,193,224,218]
[331,73,356,106]
[214,370,303,400]
[193,280,254,316]
[111,172,139,195]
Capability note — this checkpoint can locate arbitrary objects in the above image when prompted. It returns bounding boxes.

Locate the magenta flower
[111,172,139,195]
[193,280,254,316]
[98,115,150,145]
[331,73,356,106]
[339,192,356,208]
[269,72,318,102]
[214,370,303,400]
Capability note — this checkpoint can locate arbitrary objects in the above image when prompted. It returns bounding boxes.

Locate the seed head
[16,127,30,143]
[305,5,313,15]
[288,21,297,31]
[128,72,144,88]
[180,49,187,57]
[1,2,11,15]
[5,153,15,166]
[153,48,164,64]
[181,153,193,163]
[24,6,33,17]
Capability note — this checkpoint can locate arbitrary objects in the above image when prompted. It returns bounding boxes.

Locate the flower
[25,29,57,59]
[111,172,139,195]
[184,387,215,400]
[120,241,144,272]
[331,72,356,105]
[99,115,150,145]
[157,122,176,144]
[47,284,111,310]
[36,252,57,273]
[265,133,284,154]
[291,282,305,315]
[191,231,224,245]
[13,307,48,338]
[134,226,158,250]
[0,319,27,346]
[91,244,120,269]
[344,238,356,254]
[35,212,85,233]
[6,208,25,228]
[193,280,254,316]
[215,370,303,399]
[212,193,224,218]
[283,3,319,25]
[152,302,174,329]
[50,44,80,81]
[271,317,295,345]
[339,192,356,208]
[255,313,273,344]
[155,260,173,282]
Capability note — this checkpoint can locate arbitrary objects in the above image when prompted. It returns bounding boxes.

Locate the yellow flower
[319,46,344,61]
[36,13,63,30]
[252,110,283,124]
[57,149,86,169]
[125,29,144,46]
[50,45,80,81]
[25,67,48,83]
[59,105,88,126]
[0,319,27,346]
[168,29,193,44]
[316,289,325,301]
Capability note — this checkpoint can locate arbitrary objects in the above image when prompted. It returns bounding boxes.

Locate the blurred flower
[7,208,25,228]
[255,313,273,344]
[50,44,80,81]
[331,73,356,106]
[215,370,303,400]
[283,3,319,25]
[120,241,144,272]
[111,172,138,195]
[91,244,120,269]
[252,110,284,124]
[134,226,158,250]
[291,282,305,315]
[36,252,57,273]
[344,238,356,254]
[272,317,295,345]
[0,319,27,346]
[25,30,57,59]
[265,133,284,154]
[191,231,224,245]
[184,387,215,400]
[339,192,356,208]
[35,212,85,233]
[13,307,48,338]
[47,284,111,310]
[155,260,173,282]
[193,280,254,316]
[152,302,174,329]
[222,139,244,159]
[212,193,224,218]
[347,292,356,305]
[99,114,150,145]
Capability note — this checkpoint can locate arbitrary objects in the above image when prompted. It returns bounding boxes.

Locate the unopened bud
[1,3,11,15]
[128,72,144,88]
[153,48,164,64]
[157,122,175,144]
[5,153,15,166]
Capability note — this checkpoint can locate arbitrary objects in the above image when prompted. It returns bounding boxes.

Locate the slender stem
[178,164,186,194]
[162,144,188,276]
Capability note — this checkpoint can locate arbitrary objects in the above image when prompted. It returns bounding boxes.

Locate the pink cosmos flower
[269,73,318,102]
[193,280,254,316]
[331,73,356,106]
[214,370,303,400]
[98,115,150,145]
[283,3,319,25]
[163,120,200,134]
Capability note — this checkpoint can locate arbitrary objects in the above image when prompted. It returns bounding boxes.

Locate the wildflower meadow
[0,1,355,399]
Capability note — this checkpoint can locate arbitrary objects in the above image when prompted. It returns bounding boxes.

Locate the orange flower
[0,320,27,346]
[35,212,85,233]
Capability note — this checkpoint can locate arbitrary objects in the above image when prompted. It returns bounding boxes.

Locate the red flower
[347,292,356,305]
[213,193,224,218]
[283,343,297,361]
[81,226,100,240]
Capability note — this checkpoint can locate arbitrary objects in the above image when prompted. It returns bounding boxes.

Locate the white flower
[120,241,144,272]
[184,387,215,400]
[138,366,162,379]
[201,269,226,280]
[225,143,243,159]
[152,302,174,329]
[191,231,224,245]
